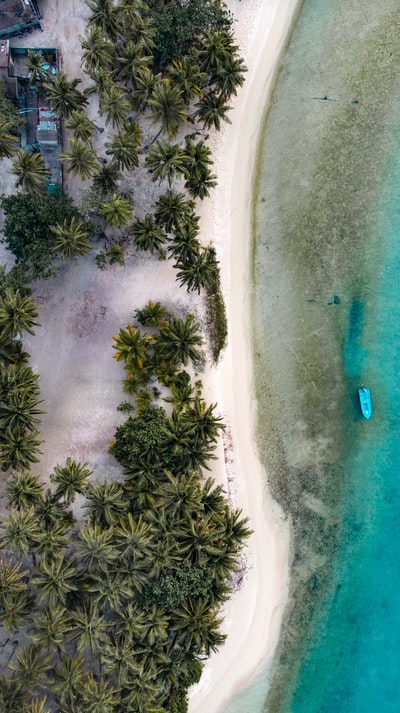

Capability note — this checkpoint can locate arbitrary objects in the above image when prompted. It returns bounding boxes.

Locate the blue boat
[359,387,372,420]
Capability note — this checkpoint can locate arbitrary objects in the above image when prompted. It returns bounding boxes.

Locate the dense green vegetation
[0,300,251,713]
[0,0,248,708]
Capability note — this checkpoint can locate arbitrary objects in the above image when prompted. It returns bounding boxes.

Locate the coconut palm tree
[154,190,196,233]
[24,51,49,86]
[196,30,238,75]
[5,471,43,510]
[11,150,50,195]
[0,508,39,558]
[182,398,224,445]
[88,569,133,612]
[145,140,186,186]
[60,137,100,180]
[175,247,218,294]
[65,110,98,143]
[85,67,115,99]
[0,674,27,713]
[194,92,232,131]
[51,216,93,260]
[86,0,121,41]
[99,85,130,128]
[92,162,122,194]
[0,557,29,602]
[44,71,88,119]
[210,54,247,98]
[134,300,170,327]
[113,512,155,567]
[0,426,42,471]
[106,243,126,265]
[154,314,203,368]
[148,79,188,139]
[9,644,52,689]
[50,457,91,504]
[0,289,39,339]
[68,602,108,656]
[33,524,70,561]
[28,606,72,653]
[100,194,133,228]
[22,697,51,713]
[167,58,207,105]
[105,123,142,170]
[77,524,118,572]
[83,481,127,527]
[1,588,35,633]
[131,66,160,114]
[113,323,150,370]
[116,39,153,87]
[171,598,225,656]
[0,388,43,433]
[52,655,85,708]
[80,25,115,73]
[131,214,167,256]
[0,120,19,159]
[34,489,75,531]
[32,553,79,607]
[167,223,201,264]
[80,673,120,713]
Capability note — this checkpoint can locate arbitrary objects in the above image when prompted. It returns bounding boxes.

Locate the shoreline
[189,0,301,710]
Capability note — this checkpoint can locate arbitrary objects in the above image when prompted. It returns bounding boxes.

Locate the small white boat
[358,387,372,420]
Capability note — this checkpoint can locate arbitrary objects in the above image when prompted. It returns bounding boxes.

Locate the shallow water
[225,0,400,711]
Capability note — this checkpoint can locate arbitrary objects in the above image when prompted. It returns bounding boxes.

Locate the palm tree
[100,194,133,228]
[99,85,130,128]
[0,557,29,602]
[69,602,108,656]
[154,190,196,233]
[145,140,186,186]
[51,217,93,260]
[113,323,150,370]
[0,363,40,401]
[92,162,122,194]
[0,288,39,339]
[32,553,79,607]
[65,110,98,143]
[0,120,19,158]
[11,149,50,195]
[167,58,207,105]
[175,247,218,294]
[25,51,49,86]
[106,243,126,265]
[116,39,152,87]
[85,67,114,99]
[154,314,203,368]
[134,300,170,327]
[80,673,120,713]
[50,457,92,504]
[80,25,115,72]
[60,137,100,180]
[182,136,217,198]
[22,697,51,713]
[9,644,52,689]
[83,481,127,527]
[52,655,85,708]
[33,524,70,561]
[34,489,75,531]
[113,512,154,568]
[131,214,167,256]
[0,426,42,471]
[5,471,43,510]
[44,71,88,119]
[77,523,118,572]
[0,674,27,713]
[1,588,35,633]
[88,569,133,612]
[105,122,142,170]
[131,66,159,114]
[86,0,121,41]
[0,389,44,433]
[182,398,224,444]
[194,92,232,131]
[167,223,201,264]
[0,508,39,558]
[170,598,225,656]
[28,606,72,653]
[210,54,247,98]
[148,79,188,139]
[196,30,238,74]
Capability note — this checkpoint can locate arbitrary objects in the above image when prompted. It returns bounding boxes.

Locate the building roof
[0,0,41,38]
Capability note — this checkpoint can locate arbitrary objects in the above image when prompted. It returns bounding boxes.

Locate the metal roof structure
[0,0,41,39]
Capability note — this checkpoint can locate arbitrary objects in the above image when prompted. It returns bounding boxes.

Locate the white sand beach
[189,0,301,710]
[0,0,299,710]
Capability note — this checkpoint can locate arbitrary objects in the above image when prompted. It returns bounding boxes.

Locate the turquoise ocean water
[225,1,400,711]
